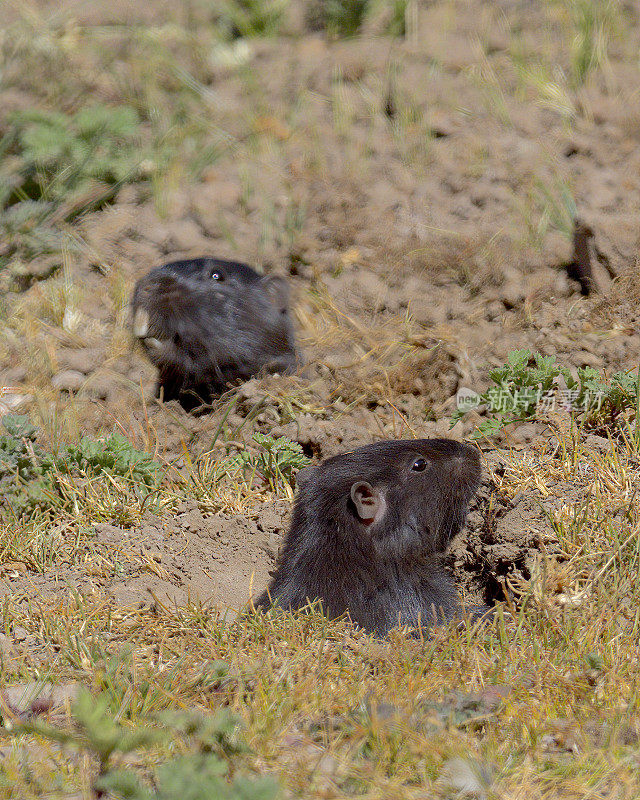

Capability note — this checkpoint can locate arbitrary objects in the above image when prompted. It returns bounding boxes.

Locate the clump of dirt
[448,452,560,607]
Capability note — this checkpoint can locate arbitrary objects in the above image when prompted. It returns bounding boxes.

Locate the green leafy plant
[97,709,278,800]
[451,349,640,438]
[225,433,311,497]
[578,364,640,439]
[4,688,278,800]
[218,0,290,38]
[62,431,162,489]
[8,689,162,779]
[0,414,162,517]
[0,414,58,516]
[0,104,147,272]
[306,0,408,38]
[307,0,369,38]
[97,759,278,800]
[6,104,144,204]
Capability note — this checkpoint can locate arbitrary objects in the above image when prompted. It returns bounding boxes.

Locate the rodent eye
[411,458,427,472]
[209,270,224,281]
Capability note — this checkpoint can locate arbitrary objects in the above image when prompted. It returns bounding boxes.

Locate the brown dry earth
[1,0,639,624]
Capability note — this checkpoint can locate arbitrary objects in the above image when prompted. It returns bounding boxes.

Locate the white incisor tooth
[146,338,163,350]
[133,308,150,338]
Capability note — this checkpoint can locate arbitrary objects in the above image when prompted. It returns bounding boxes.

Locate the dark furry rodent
[253,438,487,637]
[131,257,297,410]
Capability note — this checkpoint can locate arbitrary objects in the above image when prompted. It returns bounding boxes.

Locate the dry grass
[299,286,456,407]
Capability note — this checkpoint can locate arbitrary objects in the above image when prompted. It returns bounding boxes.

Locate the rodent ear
[350,481,385,524]
[295,465,317,490]
[261,275,290,311]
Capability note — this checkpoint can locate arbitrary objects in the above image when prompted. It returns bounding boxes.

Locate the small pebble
[12,626,28,643]
[51,370,85,393]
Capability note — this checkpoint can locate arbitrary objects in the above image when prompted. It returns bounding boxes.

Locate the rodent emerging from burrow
[131,257,298,410]
[252,438,489,637]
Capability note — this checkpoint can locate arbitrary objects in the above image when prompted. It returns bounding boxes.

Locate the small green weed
[311,0,408,38]
[4,688,278,800]
[0,414,162,518]
[0,414,59,516]
[226,433,311,497]
[314,0,370,38]
[218,0,290,39]
[178,432,311,508]
[452,349,640,438]
[5,104,144,206]
[0,104,147,271]
[62,432,161,488]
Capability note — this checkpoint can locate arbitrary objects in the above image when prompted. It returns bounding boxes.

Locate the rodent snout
[149,274,185,306]
[134,273,189,329]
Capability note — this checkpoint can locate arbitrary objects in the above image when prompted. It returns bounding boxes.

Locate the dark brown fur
[566,219,595,296]
[131,257,297,411]
[253,438,488,637]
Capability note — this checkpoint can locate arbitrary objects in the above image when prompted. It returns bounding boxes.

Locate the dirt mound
[448,452,559,607]
[0,501,289,616]
[1,448,562,623]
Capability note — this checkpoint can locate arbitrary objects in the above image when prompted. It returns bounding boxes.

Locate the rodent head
[131,257,295,387]
[296,439,481,561]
